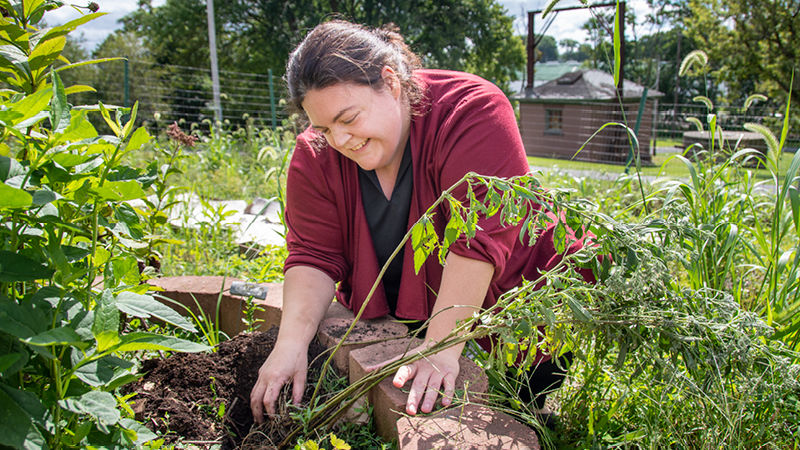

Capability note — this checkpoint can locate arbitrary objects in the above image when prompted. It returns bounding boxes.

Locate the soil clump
[128,327,330,449]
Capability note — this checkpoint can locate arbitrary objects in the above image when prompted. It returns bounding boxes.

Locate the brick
[147,276,284,337]
[325,300,355,320]
[250,282,284,331]
[317,317,409,374]
[396,403,540,450]
[148,276,246,337]
[349,338,489,442]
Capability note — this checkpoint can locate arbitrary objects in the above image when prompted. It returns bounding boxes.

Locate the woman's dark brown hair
[286,20,423,115]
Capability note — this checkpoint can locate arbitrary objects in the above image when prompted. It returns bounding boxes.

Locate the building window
[545,108,563,134]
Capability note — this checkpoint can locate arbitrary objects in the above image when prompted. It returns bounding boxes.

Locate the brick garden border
[148,276,540,449]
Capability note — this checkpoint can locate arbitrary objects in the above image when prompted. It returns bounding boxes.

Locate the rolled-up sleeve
[430,82,529,279]
[283,136,349,282]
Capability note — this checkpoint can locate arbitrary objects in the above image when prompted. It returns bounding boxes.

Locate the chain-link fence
[70,59,289,131]
[653,101,799,152]
[70,59,799,152]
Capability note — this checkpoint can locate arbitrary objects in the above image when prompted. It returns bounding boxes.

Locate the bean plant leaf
[118,418,158,446]
[90,180,145,202]
[116,291,197,332]
[0,155,26,181]
[48,70,70,133]
[0,353,21,374]
[31,188,57,206]
[0,384,48,450]
[92,290,120,351]
[72,354,133,387]
[0,183,33,208]
[59,390,120,430]
[553,221,567,254]
[0,250,53,281]
[111,332,211,353]
[0,295,48,339]
[23,327,88,349]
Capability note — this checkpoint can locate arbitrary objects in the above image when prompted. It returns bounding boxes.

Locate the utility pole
[206,0,222,125]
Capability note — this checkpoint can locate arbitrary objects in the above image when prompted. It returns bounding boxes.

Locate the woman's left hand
[391,344,461,415]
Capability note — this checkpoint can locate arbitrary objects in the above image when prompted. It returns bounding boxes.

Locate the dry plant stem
[309,172,474,404]
[289,173,578,446]
[282,261,565,447]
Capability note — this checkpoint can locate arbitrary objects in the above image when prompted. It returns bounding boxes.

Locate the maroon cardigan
[284,69,584,321]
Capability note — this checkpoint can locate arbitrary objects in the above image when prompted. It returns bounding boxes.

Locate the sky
[51,0,653,53]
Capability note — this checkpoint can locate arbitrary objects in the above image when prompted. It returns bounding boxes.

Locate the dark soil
[128,327,331,449]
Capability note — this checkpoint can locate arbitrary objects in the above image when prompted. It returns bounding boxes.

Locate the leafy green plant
[271,170,799,448]
[134,122,195,275]
[0,3,210,448]
[155,278,230,350]
[653,51,800,354]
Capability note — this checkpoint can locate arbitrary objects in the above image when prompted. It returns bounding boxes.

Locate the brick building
[515,69,662,164]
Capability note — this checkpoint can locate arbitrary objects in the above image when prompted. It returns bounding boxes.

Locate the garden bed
[128,327,330,449]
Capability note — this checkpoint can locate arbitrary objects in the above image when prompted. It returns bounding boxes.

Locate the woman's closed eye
[341,113,359,125]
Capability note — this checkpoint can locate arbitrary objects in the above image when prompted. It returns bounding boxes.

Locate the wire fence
[653,101,799,151]
[72,59,288,131]
[75,59,799,152]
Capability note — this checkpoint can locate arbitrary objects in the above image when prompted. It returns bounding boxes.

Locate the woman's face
[302,68,409,177]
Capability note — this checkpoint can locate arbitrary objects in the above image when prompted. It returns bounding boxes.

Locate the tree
[684,0,800,109]
[559,38,578,55]
[120,0,524,93]
[624,28,702,104]
[536,35,559,62]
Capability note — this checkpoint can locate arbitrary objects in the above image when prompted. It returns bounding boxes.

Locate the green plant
[0,3,210,448]
[134,122,195,274]
[273,171,799,448]
[242,294,266,332]
[155,278,230,350]
[650,52,800,354]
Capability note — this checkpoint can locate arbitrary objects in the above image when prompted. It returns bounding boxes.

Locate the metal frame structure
[525,2,626,94]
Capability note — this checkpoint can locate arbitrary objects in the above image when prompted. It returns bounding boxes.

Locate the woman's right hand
[249,341,309,423]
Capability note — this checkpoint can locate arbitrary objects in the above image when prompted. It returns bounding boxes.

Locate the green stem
[309,172,475,404]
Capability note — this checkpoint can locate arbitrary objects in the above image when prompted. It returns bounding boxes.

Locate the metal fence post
[269,69,277,129]
[123,57,129,108]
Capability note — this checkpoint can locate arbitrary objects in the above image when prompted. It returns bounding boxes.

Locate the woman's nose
[329,127,352,149]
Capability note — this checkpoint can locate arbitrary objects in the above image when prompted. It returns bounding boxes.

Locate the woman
[249,20,587,423]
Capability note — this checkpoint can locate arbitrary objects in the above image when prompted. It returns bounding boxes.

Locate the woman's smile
[347,138,370,152]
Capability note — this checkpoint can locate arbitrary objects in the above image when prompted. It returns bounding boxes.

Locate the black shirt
[358,141,413,315]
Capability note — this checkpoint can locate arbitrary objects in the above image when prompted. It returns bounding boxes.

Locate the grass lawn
[528,150,797,180]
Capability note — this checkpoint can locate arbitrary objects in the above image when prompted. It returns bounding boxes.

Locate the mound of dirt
[128,327,330,449]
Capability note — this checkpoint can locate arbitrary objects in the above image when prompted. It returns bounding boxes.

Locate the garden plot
[129,327,331,449]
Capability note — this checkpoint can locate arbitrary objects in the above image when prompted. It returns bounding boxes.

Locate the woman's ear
[381,66,401,99]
